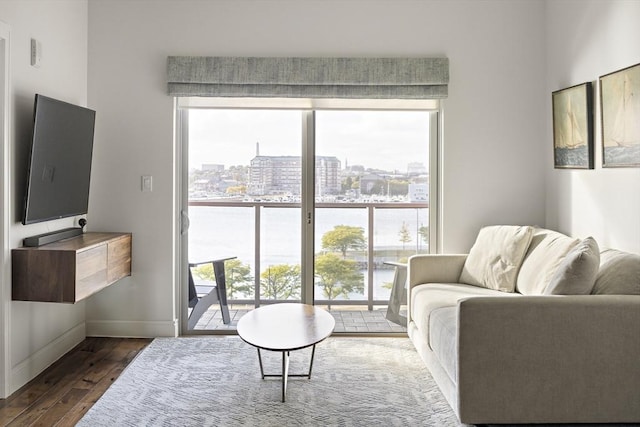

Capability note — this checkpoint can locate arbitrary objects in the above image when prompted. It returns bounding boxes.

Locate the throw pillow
[459,225,534,293]
[544,237,600,295]
[592,249,640,295]
[516,228,579,295]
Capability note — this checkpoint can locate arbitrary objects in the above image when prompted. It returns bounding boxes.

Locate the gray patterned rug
[78,336,461,426]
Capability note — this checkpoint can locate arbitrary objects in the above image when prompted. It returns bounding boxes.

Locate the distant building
[192,179,211,193]
[407,162,427,175]
[202,164,224,172]
[345,164,365,174]
[409,183,429,202]
[315,157,341,196]
[248,155,341,196]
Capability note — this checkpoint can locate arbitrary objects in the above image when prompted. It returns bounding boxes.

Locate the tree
[367,180,385,195]
[260,264,301,300]
[388,179,409,196]
[351,177,360,190]
[341,176,353,193]
[315,253,364,308]
[398,221,412,250]
[321,225,366,258]
[418,224,429,246]
[226,185,246,195]
[192,258,253,298]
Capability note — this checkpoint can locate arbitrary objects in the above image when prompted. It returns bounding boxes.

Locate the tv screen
[22,94,96,225]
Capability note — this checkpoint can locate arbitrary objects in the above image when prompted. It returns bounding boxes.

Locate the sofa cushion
[516,228,579,295]
[544,237,600,295]
[411,282,519,340]
[592,249,640,295]
[429,306,458,384]
[459,225,534,292]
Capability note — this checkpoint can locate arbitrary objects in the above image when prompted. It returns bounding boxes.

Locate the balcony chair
[188,257,236,329]
[384,261,407,327]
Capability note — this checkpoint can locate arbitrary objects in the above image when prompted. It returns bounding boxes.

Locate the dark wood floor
[0,337,152,427]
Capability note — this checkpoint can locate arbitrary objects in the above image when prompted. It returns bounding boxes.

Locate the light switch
[142,175,153,192]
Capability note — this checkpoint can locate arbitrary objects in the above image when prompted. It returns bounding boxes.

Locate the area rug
[77,337,462,426]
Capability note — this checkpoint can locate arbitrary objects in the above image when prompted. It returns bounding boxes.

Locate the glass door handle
[181,210,190,235]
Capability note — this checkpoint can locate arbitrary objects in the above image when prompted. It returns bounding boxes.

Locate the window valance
[167,56,448,99]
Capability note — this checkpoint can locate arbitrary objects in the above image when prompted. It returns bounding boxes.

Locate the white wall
[85,0,547,336]
[0,0,88,396]
[545,0,640,253]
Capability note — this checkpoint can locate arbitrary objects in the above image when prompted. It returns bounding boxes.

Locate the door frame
[175,104,441,335]
[0,20,11,398]
[300,111,315,304]
[176,107,193,335]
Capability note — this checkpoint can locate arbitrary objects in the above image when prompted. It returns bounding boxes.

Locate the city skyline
[196,155,427,175]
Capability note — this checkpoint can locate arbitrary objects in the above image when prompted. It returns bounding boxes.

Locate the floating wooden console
[12,232,132,303]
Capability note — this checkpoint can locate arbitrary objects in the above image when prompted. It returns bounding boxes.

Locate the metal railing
[188,200,429,310]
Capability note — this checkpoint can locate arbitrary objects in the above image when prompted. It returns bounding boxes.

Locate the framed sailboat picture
[600,63,640,168]
[552,82,594,169]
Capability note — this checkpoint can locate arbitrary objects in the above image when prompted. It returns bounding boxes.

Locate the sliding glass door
[180,107,437,334]
[184,109,303,331]
[313,111,431,332]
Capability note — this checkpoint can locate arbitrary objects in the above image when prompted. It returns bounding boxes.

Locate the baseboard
[10,323,86,395]
[86,319,178,338]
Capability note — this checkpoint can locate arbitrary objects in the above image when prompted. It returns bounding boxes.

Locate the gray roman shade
[167,56,448,99]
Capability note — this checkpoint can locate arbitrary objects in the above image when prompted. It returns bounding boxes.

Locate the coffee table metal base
[256,345,317,402]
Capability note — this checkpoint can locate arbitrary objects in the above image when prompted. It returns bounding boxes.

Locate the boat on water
[555,96,586,150]
[605,71,640,148]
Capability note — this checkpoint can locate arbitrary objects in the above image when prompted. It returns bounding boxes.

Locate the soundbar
[23,227,83,247]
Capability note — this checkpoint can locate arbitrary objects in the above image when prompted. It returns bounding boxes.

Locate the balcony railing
[188,200,429,311]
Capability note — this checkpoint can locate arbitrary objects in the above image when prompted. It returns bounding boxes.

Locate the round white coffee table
[236,303,335,402]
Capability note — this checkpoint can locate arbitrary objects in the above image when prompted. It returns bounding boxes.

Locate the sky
[188,109,430,172]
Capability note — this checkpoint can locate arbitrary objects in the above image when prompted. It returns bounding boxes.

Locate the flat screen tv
[22,94,96,225]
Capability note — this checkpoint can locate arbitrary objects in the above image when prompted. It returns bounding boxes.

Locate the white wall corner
[10,322,86,395]
[86,319,178,338]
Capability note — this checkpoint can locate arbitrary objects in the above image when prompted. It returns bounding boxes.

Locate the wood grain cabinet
[12,232,132,303]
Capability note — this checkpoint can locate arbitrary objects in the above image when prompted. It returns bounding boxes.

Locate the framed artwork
[552,82,594,169]
[600,63,640,167]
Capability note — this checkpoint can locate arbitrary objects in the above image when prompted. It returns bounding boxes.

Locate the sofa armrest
[407,254,468,289]
[456,295,640,424]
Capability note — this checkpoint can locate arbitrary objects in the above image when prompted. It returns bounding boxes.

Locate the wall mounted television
[22,94,96,227]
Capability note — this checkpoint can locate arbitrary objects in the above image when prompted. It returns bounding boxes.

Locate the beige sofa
[407,226,640,424]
